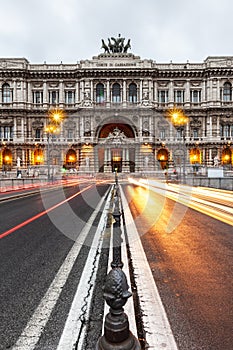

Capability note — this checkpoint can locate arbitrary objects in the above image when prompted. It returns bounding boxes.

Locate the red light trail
[0,184,93,240]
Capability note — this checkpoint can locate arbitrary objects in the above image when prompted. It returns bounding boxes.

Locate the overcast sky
[0,0,232,64]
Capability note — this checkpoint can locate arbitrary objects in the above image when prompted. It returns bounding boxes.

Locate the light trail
[0,184,94,240]
[128,178,233,227]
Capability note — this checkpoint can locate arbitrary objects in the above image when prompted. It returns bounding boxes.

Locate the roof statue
[101,34,131,54]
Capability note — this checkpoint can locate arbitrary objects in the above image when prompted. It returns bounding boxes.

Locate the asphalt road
[0,180,232,350]
[0,181,110,350]
[122,183,233,350]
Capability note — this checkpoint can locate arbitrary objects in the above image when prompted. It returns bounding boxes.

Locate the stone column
[75,81,80,104]
[139,80,143,103]
[90,79,94,102]
[123,79,127,106]
[13,80,17,107]
[153,81,157,104]
[185,80,190,105]
[208,148,213,166]
[59,80,64,105]
[202,117,206,138]
[43,81,47,106]
[209,115,212,139]
[21,118,24,141]
[104,148,112,172]
[13,118,17,142]
[106,80,110,105]
[122,148,130,173]
[169,80,174,103]
[216,116,220,137]
[28,82,32,106]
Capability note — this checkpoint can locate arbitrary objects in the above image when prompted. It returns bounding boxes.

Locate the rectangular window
[160,129,166,139]
[3,87,12,103]
[35,129,41,139]
[33,91,43,104]
[49,90,59,105]
[176,129,184,139]
[223,125,230,137]
[158,90,168,103]
[3,126,13,140]
[174,90,185,103]
[193,129,199,139]
[190,90,201,103]
[67,129,74,139]
[65,91,75,104]
[96,84,105,103]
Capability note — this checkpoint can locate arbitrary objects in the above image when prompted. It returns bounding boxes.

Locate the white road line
[120,187,178,350]
[57,187,113,349]
[12,190,109,350]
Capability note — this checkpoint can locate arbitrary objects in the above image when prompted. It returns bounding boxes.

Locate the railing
[96,174,140,349]
[0,177,48,193]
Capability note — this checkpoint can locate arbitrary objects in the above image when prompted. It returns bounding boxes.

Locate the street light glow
[45,124,60,134]
[48,108,65,124]
[167,107,188,127]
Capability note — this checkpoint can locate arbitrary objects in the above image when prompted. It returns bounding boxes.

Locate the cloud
[0,0,232,63]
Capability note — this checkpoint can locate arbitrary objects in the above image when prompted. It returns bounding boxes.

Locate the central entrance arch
[97,122,136,173]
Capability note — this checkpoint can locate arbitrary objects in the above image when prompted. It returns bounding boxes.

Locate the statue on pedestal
[101,34,131,54]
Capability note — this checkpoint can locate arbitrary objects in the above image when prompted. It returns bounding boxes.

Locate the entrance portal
[111,149,122,172]
[98,122,136,173]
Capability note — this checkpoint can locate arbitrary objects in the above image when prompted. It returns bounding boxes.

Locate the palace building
[0,36,233,174]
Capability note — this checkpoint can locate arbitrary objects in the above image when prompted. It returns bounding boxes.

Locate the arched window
[189,148,201,164]
[65,149,77,167]
[222,148,232,165]
[223,82,232,101]
[96,83,105,103]
[34,149,43,165]
[2,83,12,103]
[129,83,137,103]
[112,83,121,103]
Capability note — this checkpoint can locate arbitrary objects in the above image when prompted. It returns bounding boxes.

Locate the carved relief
[48,81,59,88]
[32,82,43,88]
[64,82,75,88]
[190,117,202,128]
[32,119,44,129]
[64,120,76,129]
[174,80,185,87]
[190,80,202,87]
[157,81,169,87]
[220,116,233,124]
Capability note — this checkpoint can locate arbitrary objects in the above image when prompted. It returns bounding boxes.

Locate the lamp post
[45,124,57,181]
[167,107,188,182]
[45,108,65,182]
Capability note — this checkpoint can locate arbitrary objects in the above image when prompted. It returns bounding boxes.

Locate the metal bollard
[96,180,141,350]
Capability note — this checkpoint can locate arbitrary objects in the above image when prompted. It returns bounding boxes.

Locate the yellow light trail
[128,178,233,227]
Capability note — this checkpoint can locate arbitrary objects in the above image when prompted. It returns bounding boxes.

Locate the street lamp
[167,106,188,182]
[48,108,65,125]
[45,108,65,181]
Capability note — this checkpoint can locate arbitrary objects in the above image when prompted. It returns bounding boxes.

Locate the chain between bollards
[96,172,141,349]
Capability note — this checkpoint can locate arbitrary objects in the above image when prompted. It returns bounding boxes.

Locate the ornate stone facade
[0,41,233,174]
